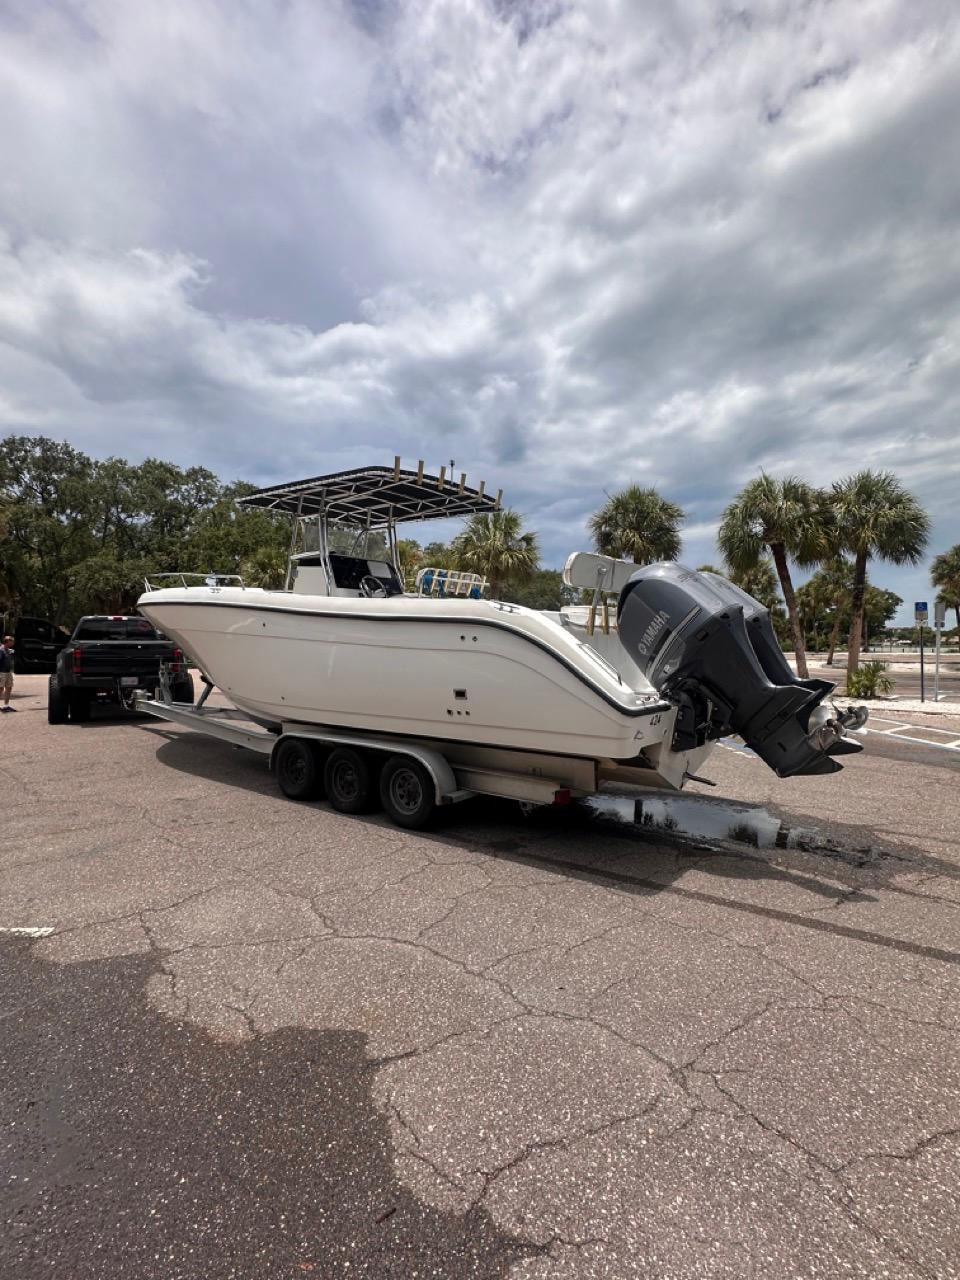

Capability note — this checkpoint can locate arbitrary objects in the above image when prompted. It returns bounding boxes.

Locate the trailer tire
[379,755,437,830]
[324,746,378,815]
[275,737,324,801]
[47,677,69,724]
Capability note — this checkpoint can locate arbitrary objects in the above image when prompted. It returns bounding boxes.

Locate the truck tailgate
[72,641,174,676]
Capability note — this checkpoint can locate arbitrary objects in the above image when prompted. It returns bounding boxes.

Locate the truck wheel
[171,675,195,704]
[324,747,378,815]
[69,693,91,723]
[379,755,437,830]
[47,677,69,724]
[274,738,324,801]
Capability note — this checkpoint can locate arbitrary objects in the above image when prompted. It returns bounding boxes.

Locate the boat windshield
[319,522,390,560]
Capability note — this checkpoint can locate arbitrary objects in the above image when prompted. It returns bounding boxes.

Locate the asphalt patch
[0,940,537,1279]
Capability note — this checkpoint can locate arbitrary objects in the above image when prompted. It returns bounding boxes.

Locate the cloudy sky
[1,0,958,618]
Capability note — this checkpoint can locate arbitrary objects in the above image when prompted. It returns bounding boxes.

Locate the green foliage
[501,569,576,611]
[718,474,830,677]
[797,559,902,653]
[730,558,790,644]
[452,509,539,597]
[420,541,458,570]
[396,539,424,588]
[931,544,960,631]
[589,485,684,563]
[238,544,289,590]
[0,435,290,624]
[718,474,829,575]
[845,660,894,699]
[831,471,931,565]
[730,558,781,612]
[830,469,930,674]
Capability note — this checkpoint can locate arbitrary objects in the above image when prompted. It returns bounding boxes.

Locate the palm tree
[452,509,539,599]
[830,470,930,677]
[718,475,829,678]
[796,559,852,664]
[818,558,854,665]
[730,557,783,614]
[589,485,685,564]
[239,544,289,590]
[931,545,960,632]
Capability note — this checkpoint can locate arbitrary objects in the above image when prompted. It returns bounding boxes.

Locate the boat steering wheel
[359,575,388,598]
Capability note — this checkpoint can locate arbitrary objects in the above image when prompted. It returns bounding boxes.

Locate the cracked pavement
[2,675,959,1278]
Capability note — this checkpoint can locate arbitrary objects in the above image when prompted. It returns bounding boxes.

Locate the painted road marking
[863,716,960,753]
[720,722,960,759]
[868,715,960,738]
[0,927,54,938]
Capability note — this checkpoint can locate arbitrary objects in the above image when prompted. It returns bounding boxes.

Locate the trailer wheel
[324,746,378,815]
[47,677,69,725]
[275,738,324,801]
[380,755,437,830]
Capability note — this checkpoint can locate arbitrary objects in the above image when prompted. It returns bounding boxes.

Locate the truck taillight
[171,646,183,673]
[72,646,82,674]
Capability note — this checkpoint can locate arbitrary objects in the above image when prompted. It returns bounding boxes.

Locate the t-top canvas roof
[237,461,502,525]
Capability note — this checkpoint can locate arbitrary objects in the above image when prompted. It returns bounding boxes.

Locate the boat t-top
[136,460,866,827]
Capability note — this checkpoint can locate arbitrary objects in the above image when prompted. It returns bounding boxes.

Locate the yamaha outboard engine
[618,563,867,777]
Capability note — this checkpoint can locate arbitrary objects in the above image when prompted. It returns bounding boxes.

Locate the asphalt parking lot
[2,674,959,1279]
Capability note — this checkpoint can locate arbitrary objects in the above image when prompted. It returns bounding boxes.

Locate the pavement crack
[838,1126,960,1170]
[468,1097,669,1212]
[689,1069,843,1177]
[681,996,824,1072]
[223,1002,259,1039]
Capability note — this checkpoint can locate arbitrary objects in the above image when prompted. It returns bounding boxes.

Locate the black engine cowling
[618,563,864,777]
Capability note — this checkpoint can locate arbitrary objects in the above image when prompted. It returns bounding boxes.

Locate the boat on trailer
[136,460,866,827]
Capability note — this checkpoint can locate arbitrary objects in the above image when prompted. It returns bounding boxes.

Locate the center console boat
[136,461,866,818]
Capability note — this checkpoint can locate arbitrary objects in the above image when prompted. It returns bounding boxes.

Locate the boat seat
[562,552,637,594]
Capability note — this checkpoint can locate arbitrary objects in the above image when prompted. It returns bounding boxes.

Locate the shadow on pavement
[0,940,538,1280]
[146,730,960,970]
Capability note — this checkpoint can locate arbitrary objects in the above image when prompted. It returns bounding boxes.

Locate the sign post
[934,600,946,702]
[915,602,928,702]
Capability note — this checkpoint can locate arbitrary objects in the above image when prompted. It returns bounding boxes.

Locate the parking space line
[0,926,55,938]
[861,726,960,753]
[868,716,960,738]
[721,725,960,758]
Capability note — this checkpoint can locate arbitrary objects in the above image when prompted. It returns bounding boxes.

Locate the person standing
[0,635,14,712]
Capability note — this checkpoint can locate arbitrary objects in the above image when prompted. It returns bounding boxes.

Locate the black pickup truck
[14,615,194,724]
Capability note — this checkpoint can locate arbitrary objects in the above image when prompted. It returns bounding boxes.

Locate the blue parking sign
[915,601,928,622]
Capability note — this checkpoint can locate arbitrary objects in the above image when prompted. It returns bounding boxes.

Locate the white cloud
[1,0,959,617]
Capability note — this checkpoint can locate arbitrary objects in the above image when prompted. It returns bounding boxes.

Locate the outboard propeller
[618,563,869,778]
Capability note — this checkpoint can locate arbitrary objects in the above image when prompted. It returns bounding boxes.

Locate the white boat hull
[137,587,700,777]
